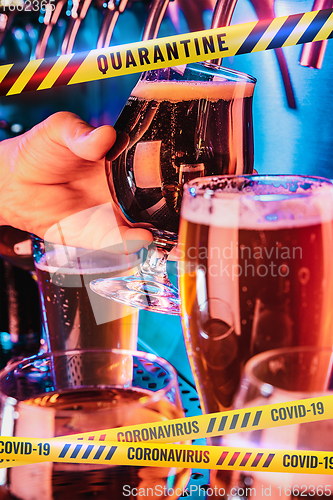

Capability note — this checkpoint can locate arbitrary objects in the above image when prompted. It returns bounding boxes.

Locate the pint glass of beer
[32,236,140,352]
[214,347,333,498]
[179,175,333,414]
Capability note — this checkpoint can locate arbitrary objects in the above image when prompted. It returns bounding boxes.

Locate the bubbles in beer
[111,78,254,240]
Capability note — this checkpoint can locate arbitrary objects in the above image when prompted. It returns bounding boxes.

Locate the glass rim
[184,174,333,200]
[31,234,141,271]
[143,61,257,84]
[243,346,333,394]
[0,348,179,404]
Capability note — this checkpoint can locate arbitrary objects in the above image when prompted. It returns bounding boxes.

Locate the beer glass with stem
[90,62,256,315]
[0,348,190,499]
[213,346,333,498]
[178,175,333,415]
[31,235,140,353]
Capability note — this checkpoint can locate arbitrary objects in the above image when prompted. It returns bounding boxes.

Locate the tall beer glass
[0,349,190,499]
[91,63,256,315]
[215,347,333,498]
[179,175,333,415]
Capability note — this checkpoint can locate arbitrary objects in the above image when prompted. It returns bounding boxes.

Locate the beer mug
[212,346,333,497]
[32,236,141,352]
[179,174,333,414]
[227,0,333,178]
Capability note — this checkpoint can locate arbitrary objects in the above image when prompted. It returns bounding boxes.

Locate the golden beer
[179,175,333,414]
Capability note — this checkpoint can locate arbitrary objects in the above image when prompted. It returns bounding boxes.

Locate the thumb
[43,111,117,162]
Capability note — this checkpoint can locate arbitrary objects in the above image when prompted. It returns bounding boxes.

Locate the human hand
[0,112,152,253]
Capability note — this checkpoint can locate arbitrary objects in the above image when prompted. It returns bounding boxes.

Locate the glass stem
[140,246,170,282]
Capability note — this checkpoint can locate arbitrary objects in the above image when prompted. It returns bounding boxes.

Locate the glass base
[90,275,181,315]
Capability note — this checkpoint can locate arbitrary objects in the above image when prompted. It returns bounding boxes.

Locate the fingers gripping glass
[90,62,256,315]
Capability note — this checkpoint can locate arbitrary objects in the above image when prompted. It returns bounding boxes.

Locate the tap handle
[210,0,237,65]
[142,0,171,41]
[97,0,129,49]
[61,0,93,54]
[33,0,67,59]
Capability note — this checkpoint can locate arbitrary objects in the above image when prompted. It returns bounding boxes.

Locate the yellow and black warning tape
[0,7,332,96]
[1,395,333,473]
[0,436,333,475]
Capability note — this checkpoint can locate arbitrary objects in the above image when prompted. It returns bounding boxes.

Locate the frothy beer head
[181,175,333,229]
[132,79,255,103]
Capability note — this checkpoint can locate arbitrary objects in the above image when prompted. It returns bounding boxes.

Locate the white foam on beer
[181,185,333,229]
[34,252,139,275]
[132,79,254,102]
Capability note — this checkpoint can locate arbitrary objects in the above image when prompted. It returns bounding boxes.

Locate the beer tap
[97,0,172,50]
[299,0,332,68]
[33,0,67,59]
[210,0,296,109]
[141,0,171,41]
[61,0,93,54]
[0,11,16,49]
[97,0,129,49]
[210,0,237,65]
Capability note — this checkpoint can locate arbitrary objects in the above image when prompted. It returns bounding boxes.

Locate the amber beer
[179,176,333,414]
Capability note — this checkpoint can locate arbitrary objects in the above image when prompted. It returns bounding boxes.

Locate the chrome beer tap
[299,0,332,68]
[97,0,129,49]
[141,0,170,40]
[210,0,237,65]
[33,0,68,59]
[97,0,172,50]
[211,0,237,31]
